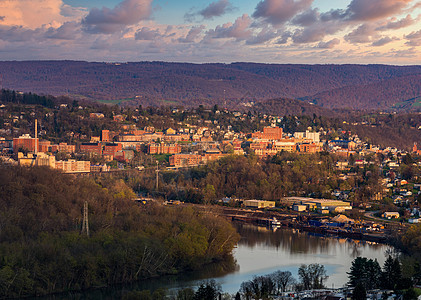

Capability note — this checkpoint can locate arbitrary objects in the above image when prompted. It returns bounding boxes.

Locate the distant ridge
[0,61,420,112]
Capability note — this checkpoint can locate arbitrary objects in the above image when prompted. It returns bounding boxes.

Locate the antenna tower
[81,201,90,237]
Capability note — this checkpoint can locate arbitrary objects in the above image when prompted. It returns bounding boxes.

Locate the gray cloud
[252,0,313,25]
[206,14,252,40]
[376,15,415,31]
[292,8,319,26]
[317,38,340,49]
[178,25,205,43]
[82,0,152,34]
[0,16,5,21]
[0,25,41,42]
[321,0,413,22]
[344,24,377,44]
[405,30,421,46]
[184,0,235,22]
[135,27,162,40]
[276,31,292,44]
[371,36,399,46]
[46,22,80,40]
[246,27,278,45]
[346,0,412,21]
[199,0,235,19]
[292,21,340,43]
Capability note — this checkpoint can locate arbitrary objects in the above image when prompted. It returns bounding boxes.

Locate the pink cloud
[207,14,252,40]
[82,0,152,34]
[252,0,313,25]
[376,15,416,31]
[178,25,205,43]
[317,38,340,49]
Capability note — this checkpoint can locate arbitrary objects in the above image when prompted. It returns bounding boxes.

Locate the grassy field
[95,98,135,105]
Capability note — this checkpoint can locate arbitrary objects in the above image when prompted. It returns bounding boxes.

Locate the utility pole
[81,201,89,237]
[155,160,159,190]
[223,89,226,108]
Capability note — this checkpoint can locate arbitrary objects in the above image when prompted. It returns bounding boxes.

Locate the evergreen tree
[381,256,402,290]
[348,257,381,290]
[352,282,366,300]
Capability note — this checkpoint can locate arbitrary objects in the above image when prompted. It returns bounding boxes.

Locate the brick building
[51,143,76,153]
[298,143,321,153]
[103,143,123,158]
[148,143,181,154]
[252,127,283,140]
[169,154,202,167]
[13,134,38,153]
[80,143,102,156]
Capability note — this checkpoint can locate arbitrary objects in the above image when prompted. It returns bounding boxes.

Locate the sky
[0,0,420,64]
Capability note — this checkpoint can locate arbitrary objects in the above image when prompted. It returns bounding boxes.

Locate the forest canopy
[0,164,239,298]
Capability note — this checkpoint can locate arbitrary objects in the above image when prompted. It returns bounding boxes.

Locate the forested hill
[0,61,420,111]
[0,165,239,298]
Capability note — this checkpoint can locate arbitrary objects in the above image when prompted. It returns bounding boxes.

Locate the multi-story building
[103,143,122,158]
[102,130,110,142]
[18,152,56,168]
[169,154,201,168]
[298,143,321,153]
[148,143,181,154]
[38,140,51,152]
[272,141,296,152]
[55,160,90,173]
[80,143,102,156]
[252,127,283,140]
[13,134,38,153]
[51,143,76,153]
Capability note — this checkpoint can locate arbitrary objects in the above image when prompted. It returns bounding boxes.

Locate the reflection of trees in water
[235,223,387,258]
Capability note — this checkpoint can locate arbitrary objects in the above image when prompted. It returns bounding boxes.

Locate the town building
[243,200,276,209]
[13,134,38,153]
[55,160,91,173]
[80,143,102,156]
[103,143,123,158]
[169,154,201,168]
[148,143,181,154]
[252,126,283,140]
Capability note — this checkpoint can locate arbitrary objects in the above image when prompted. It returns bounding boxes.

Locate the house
[383,212,400,219]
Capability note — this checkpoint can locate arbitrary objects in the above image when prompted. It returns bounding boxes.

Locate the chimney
[35,119,38,154]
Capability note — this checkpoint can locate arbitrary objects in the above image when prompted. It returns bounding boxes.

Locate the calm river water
[42,223,391,298]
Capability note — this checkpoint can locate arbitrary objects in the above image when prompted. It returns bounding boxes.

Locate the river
[40,223,391,298]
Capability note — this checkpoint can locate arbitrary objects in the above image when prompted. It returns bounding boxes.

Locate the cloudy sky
[0,0,420,64]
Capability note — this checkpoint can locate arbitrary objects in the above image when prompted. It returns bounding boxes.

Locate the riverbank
[201,205,403,244]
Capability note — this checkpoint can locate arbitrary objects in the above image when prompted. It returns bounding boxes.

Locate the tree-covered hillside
[0,165,239,298]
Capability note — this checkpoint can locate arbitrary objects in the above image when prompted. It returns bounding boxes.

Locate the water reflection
[237,223,384,258]
[232,223,390,292]
[37,223,391,298]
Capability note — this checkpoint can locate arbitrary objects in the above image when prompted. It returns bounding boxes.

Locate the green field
[95,97,135,105]
[392,97,421,109]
